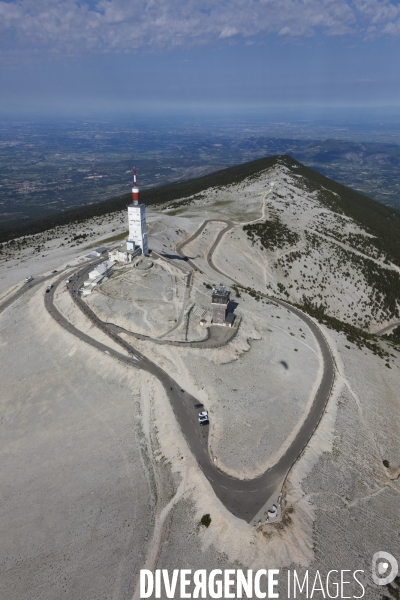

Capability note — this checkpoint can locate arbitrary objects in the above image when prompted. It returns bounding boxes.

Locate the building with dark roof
[211,285,230,325]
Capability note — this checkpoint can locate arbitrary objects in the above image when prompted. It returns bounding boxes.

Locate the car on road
[194,403,204,409]
[199,410,208,417]
[66,279,71,284]
[25,276,33,283]
[46,286,52,293]
[199,420,209,426]
[52,270,58,273]
[78,287,84,292]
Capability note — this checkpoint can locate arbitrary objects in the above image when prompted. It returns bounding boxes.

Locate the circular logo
[372,552,398,586]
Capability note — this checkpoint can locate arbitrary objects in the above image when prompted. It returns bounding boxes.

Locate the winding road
[176,219,336,520]
[0,271,62,316]
[1,219,336,524]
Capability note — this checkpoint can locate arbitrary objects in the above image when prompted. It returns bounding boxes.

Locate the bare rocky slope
[0,156,399,600]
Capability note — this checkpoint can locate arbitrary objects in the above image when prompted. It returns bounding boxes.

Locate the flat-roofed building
[109,247,141,263]
[88,260,115,280]
[211,285,230,324]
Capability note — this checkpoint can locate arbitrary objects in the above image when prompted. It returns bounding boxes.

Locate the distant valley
[1,117,400,234]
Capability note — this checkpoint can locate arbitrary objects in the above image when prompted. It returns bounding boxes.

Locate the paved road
[175,220,234,274]
[176,219,336,522]
[0,272,61,316]
[60,221,335,523]
[107,319,238,349]
[70,264,237,349]
[1,221,335,524]
[375,321,400,336]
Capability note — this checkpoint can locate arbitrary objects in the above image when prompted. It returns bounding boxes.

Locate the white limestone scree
[127,167,148,256]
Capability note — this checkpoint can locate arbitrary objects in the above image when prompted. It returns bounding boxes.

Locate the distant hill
[2,155,400,267]
[0,156,279,243]
[281,156,400,267]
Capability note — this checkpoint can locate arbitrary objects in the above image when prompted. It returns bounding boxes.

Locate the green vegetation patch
[232,284,263,301]
[280,155,400,266]
[383,325,400,348]
[243,216,300,251]
[199,514,212,528]
[232,284,242,298]
[350,255,400,319]
[298,298,389,358]
[84,230,128,248]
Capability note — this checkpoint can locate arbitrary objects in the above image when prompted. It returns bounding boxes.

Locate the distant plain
[1,109,400,233]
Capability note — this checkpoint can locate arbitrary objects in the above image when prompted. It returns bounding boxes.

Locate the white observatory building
[127,167,148,256]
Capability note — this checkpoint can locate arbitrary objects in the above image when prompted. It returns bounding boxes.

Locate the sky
[1,0,400,114]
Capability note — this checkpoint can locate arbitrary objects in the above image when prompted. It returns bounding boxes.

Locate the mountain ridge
[2,155,400,267]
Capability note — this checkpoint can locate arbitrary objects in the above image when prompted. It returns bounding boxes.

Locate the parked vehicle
[25,276,33,283]
[199,411,208,418]
[194,403,204,409]
[199,420,209,426]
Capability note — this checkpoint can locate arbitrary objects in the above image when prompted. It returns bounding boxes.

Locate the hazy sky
[1,0,400,113]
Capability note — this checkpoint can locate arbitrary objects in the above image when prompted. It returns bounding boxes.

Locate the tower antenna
[132,166,139,204]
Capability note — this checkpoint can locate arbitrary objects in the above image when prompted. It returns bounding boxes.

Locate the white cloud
[219,26,238,38]
[0,0,400,58]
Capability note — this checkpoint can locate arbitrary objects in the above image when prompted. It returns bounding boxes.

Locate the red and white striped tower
[132,167,139,205]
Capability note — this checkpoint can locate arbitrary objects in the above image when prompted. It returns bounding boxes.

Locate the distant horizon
[1,3,400,115]
[2,104,400,119]
[1,109,400,237]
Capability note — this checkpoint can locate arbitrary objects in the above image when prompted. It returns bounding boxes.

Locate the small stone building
[211,285,230,325]
[109,247,141,263]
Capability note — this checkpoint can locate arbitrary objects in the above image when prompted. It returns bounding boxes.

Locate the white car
[199,411,208,418]
[25,276,33,283]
